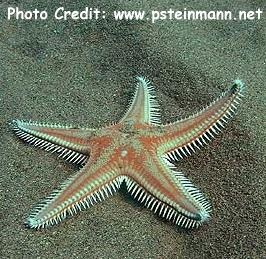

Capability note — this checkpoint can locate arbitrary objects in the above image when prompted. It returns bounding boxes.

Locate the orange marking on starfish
[11,77,245,229]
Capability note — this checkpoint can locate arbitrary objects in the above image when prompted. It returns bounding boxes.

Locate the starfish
[12,77,245,229]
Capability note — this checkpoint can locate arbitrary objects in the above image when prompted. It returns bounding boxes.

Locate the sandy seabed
[0,1,265,258]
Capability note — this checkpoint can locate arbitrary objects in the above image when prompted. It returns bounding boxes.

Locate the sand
[0,1,265,258]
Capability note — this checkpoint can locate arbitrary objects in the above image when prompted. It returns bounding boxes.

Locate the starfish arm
[26,159,123,229]
[158,80,245,161]
[125,154,211,228]
[120,77,161,125]
[11,119,94,165]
